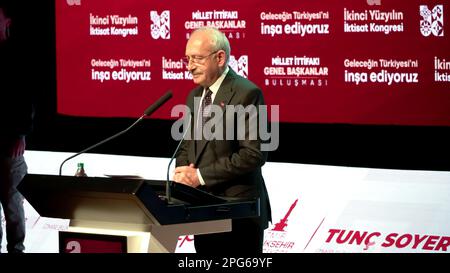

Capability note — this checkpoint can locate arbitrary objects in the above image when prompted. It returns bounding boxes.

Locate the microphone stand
[166,114,191,204]
[58,116,144,176]
[58,90,173,176]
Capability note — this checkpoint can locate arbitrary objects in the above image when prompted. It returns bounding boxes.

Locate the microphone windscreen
[144,90,173,116]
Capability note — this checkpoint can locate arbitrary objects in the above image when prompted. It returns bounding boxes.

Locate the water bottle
[75,162,88,177]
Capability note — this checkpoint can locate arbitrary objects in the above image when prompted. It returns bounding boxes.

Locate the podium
[18,174,260,253]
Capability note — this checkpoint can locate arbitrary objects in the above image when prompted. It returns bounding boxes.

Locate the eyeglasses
[183,50,219,66]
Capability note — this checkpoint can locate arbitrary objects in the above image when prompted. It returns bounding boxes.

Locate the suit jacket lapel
[212,68,238,108]
[194,68,238,164]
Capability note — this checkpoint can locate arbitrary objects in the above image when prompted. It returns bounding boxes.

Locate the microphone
[166,113,192,204]
[58,90,173,176]
[143,90,173,116]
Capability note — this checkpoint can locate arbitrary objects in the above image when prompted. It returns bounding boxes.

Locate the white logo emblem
[229,55,248,78]
[150,11,170,39]
[420,5,444,37]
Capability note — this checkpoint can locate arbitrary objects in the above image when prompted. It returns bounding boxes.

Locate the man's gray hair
[192,27,231,64]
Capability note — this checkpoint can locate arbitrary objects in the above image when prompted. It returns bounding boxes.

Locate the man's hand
[173,163,200,188]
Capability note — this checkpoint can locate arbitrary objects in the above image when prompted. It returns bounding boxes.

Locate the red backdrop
[56,0,450,125]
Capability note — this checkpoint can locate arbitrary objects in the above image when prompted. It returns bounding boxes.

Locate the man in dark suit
[173,27,271,254]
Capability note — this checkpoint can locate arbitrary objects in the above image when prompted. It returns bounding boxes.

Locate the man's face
[0,8,11,43]
[185,31,225,87]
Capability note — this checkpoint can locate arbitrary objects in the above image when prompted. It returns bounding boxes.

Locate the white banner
[1,151,447,253]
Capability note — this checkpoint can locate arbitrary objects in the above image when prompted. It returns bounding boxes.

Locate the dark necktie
[201,89,213,128]
[196,89,212,156]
